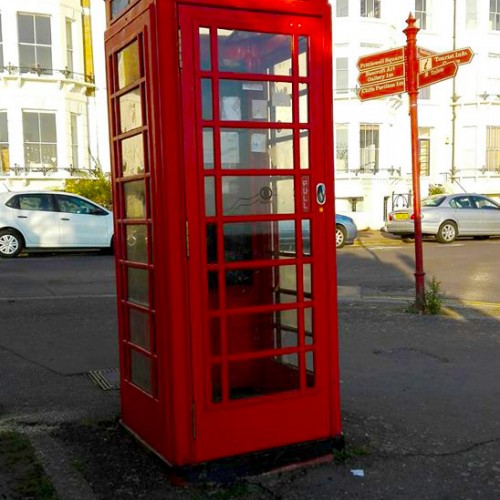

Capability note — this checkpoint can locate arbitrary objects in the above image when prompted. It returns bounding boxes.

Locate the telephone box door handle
[316,183,326,205]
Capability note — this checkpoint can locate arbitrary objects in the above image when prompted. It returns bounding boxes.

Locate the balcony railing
[0,63,94,84]
[1,164,99,177]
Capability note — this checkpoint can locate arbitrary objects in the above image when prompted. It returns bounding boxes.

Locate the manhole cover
[88,368,120,391]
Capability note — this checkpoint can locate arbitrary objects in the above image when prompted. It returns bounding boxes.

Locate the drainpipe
[450,0,458,182]
[81,0,95,96]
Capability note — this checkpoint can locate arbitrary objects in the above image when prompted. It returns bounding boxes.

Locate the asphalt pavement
[1,236,499,499]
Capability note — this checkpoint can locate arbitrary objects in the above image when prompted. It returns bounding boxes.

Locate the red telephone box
[104,0,341,466]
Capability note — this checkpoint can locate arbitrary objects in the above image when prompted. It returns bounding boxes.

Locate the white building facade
[333,0,500,228]
[2,0,500,229]
[0,0,109,191]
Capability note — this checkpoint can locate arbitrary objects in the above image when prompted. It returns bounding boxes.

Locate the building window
[419,85,431,100]
[486,126,500,172]
[335,124,349,173]
[336,0,349,16]
[487,54,500,91]
[490,0,500,30]
[0,14,4,70]
[0,112,9,173]
[18,14,52,75]
[23,112,57,168]
[466,0,478,29]
[462,126,477,170]
[419,135,430,176]
[361,0,380,18]
[70,113,79,168]
[360,124,379,173]
[66,19,74,77]
[415,0,427,30]
[335,57,348,94]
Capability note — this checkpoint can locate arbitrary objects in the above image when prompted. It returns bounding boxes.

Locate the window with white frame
[335,124,349,172]
[462,126,477,170]
[361,0,380,18]
[66,19,74,77]
[419,85,431,100]
[0,112,9,173]
[360,124,379,173]
[486,126,500,172]
[415,0,428,30]
[70,113,79,168]
[490,0,500,31]
[466,0,478,29]
[336,0,349,16]
[18,13,52,74]
[23,112,57,168]
[487,53,500,91]
[419,128,431,176]
[335,57,348,94]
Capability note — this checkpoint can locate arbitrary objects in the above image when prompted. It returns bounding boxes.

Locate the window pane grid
[361,0,381,18]
[336,0,349,17]
[486,126,500,172]
[18,14,53,75]
[66,19,74,76]
[416,0,427,29]
[335,57,348,94]
[23,112,57,168]
[112,29,156,399]
[490,0,500,30]
[419,138,430,176]
[335,124,348,172]
[360,124,379,173]
[0,111,8,173]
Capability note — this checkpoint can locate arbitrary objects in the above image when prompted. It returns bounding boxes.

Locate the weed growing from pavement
[424,276,443,314]
[332,445,370,464]
[406,275,443,315]
[0,430,57,499]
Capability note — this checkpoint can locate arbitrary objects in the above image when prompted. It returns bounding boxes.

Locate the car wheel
[436,221,457,244]
[0,229,24,258]
[336,225,347,248]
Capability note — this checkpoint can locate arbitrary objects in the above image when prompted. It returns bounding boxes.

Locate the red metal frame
[105,0,339,466]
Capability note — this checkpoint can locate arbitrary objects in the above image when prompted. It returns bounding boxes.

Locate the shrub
[62,168,112,209]
[428,184,446,196]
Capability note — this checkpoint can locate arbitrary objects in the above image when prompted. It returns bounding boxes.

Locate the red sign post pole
[404,14,426,311]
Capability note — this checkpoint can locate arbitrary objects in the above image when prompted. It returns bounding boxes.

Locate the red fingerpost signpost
[357,15,474,311]
[418,61,458,88]
[357,47,406,100]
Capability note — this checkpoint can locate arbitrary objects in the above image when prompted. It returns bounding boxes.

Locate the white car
[0,191,114,258]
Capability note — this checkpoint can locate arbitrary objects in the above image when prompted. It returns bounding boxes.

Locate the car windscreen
[422,196,446,207]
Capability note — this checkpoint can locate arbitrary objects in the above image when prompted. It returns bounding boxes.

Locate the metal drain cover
[88,368,120,391]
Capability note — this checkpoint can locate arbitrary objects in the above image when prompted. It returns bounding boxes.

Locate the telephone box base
[168,435,346,485]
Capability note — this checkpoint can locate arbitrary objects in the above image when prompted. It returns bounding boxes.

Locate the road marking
[0,294,116,302]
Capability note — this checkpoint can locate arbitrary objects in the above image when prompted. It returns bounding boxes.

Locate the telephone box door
[180,5,339,462]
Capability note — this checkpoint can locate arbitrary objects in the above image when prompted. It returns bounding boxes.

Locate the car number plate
[394,213,409,220]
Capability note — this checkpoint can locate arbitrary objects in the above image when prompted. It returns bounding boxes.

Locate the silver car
[385,193,500,243]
